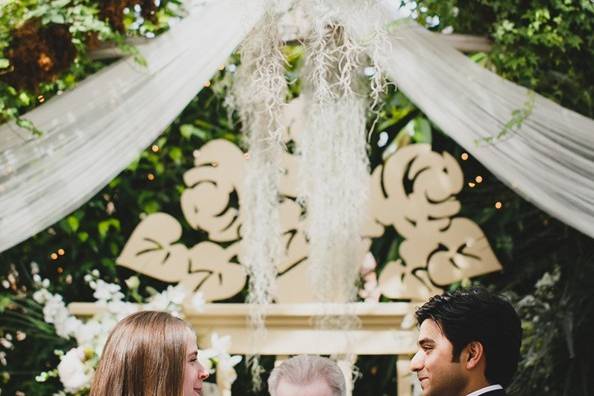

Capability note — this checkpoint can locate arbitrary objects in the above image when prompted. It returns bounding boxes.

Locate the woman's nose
[198,366,209,380]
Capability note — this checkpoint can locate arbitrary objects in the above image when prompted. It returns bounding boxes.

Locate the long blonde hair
[90,310,194,396]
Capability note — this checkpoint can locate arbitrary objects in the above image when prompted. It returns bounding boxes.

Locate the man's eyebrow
[418,338,435,347]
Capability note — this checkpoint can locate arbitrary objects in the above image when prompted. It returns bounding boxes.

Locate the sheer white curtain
[2,0,593,254]
[0,0,267,252]
[338,1,594,239]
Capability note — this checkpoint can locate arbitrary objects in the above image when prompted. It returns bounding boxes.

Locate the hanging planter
[1,19,76,91]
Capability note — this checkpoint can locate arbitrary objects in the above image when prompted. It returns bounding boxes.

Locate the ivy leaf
[18,92,30,106]
[66,215,80,232]
[98,219,120,239]
[0,295,12,313]
[168,147,183,164]
[180,124,208,140]
[48,14,66,24]
[78,231,89,242]
[412,117,432,144]
[51,0,71,8]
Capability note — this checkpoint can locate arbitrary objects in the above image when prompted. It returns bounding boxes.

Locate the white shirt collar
[466,384,503,396]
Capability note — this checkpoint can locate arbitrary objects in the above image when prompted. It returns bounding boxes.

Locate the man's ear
[464,341,484,370]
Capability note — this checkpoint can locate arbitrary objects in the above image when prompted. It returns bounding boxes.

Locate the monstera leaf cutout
[426,218,502,286]
[378,259,442,301]
[181,241,246,301]
[117,213,189,283]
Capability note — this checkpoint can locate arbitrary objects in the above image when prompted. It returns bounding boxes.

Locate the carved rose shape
[181,140,245,242]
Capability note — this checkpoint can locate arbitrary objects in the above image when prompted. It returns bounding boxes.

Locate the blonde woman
[90,310,209,396]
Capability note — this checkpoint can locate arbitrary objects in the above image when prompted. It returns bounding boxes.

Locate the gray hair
[268,355,346,396]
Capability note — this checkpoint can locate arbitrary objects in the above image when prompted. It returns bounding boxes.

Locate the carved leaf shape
[427,218,502,286]
[378,259,442,301]
[117,213,189,283]
[180,242,246,302]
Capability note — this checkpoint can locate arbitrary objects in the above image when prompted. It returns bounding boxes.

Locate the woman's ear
[464,341,484,370]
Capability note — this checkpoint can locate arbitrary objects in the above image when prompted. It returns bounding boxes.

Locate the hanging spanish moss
[299,4,370,310]
[230,9,287,390]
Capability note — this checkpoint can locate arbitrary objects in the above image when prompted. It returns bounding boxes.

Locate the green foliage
[408,0,594,117]
[476,90,536,145]
[0,0,183,133]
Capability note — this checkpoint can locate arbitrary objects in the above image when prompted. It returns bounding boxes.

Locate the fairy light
[50,253,58,260]
[461,152,469,161]
[203,81,211,88]
[151,145,160,153]
[37,95,45,103]
[57,248,65,256]
[495,201,503,209]
[147,173,155,181]
[468,182,476,188]
[57,267,63,274]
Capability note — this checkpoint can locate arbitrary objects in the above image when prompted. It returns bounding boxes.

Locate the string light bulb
[50,253,58,260]
[461,152,469,161]
[475,176,483,183]
[151,145,159,153]
[495,201,503,209]
[468,182,476,188]
[147,173,155,181]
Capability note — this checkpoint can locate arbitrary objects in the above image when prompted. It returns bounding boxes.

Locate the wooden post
[397,356,413,396]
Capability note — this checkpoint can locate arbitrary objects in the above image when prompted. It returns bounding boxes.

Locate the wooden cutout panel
[117,98,502,302]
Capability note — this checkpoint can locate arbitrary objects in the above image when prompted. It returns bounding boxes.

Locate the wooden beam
[88,37,151,60]
[88,31,492,60]
[435,33,493,53]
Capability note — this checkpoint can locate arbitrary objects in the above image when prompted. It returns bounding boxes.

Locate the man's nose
[410,350,423,372]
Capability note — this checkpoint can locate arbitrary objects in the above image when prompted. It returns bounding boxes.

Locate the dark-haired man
[411,288,522,396]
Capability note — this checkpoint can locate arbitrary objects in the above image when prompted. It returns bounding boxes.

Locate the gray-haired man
[268,355,346,396]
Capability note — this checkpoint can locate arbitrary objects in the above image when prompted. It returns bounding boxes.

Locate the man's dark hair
[415,288,522,387]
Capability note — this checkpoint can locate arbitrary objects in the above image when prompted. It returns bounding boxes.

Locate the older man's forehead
[276,378,334,396]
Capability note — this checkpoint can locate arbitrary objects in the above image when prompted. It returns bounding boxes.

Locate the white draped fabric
[0,0,267,252]
[336,1,594,239]
[1,0,593,253]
